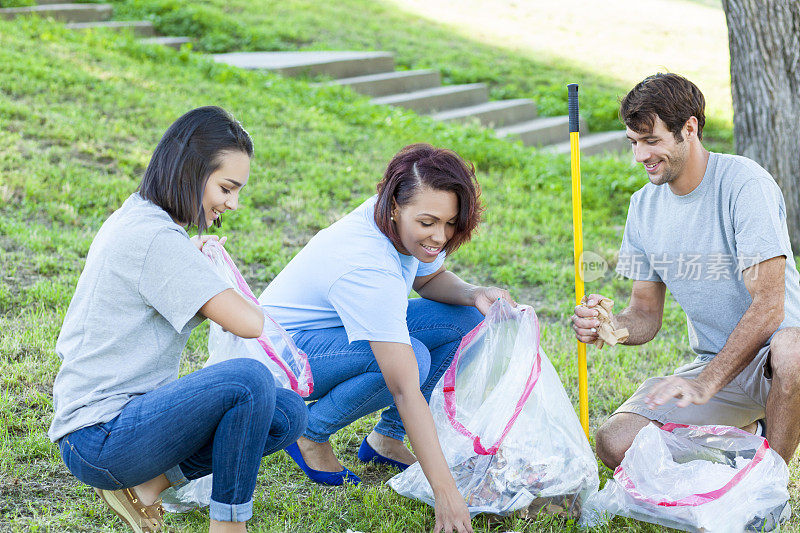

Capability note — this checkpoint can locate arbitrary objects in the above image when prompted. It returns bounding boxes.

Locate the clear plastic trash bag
[579,423,791,532]
[388,299,599,518]
[163,240,313,513]
[201,239,312,397]
[161,474,212,513]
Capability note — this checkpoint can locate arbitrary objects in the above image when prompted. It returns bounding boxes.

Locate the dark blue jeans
[58,358,307,522]
[292,298,483,442]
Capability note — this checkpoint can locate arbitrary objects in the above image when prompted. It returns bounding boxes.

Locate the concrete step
[0,3,112,23]
[64,20,156,36]
[495,115,588,147]
[547,130,631,156]
[322,69,441,97]
[431,99,538,128]
[372,84,489,114]
[212,51,395,78]
[139,36,191,50]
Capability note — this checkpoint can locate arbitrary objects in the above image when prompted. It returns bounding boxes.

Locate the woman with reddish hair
[260,143,513,532]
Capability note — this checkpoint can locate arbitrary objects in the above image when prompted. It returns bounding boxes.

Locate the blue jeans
[58,358,307,522]
[292,298,483,442]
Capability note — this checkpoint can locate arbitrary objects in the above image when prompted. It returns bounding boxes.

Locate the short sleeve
[416,250,446,277]
[733,179,789,271]
[616,197,661,282]
[139,229,231,332]
[328,268,410,344]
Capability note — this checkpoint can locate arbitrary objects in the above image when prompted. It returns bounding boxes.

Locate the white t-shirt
[260,196,445,345]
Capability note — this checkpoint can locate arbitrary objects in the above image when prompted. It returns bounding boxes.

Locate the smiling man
[571,73,800,469]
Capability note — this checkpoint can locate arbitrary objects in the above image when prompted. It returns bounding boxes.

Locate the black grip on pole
[568,83,579,133]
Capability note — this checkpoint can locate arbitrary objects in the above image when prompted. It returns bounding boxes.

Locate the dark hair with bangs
[374,143,483,255]
[620,73,706,141]
[138,106,254,232]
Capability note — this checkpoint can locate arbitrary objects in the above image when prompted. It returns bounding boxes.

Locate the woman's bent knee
[410,337,432,383]
[270,389,308,448]
[447,304,484,335]
[212,358,276,407]
[463,305,484,329]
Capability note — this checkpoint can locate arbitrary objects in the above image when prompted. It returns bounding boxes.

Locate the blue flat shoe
[284,442,361,486]
[357,436,411,471]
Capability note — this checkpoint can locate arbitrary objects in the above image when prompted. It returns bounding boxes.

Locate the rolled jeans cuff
[164,465,188,489]
[210,498,253,522]
[374,419,405,442]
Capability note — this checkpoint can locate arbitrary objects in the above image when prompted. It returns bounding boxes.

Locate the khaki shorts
[613,344,772,428]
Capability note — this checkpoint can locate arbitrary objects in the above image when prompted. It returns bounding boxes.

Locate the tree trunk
[721,0,800,252]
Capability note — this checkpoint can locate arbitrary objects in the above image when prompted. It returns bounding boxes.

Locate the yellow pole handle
[570,130,589,440]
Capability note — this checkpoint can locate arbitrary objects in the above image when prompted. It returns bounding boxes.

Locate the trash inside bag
[580,423,790,532]
[388,299,598,518]
[201,239,312,397]
[163,240,313,513]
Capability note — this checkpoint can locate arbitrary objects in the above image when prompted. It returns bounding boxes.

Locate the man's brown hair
[620,73,706,141]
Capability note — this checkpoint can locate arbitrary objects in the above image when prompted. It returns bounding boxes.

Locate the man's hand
[472,286,515,315]
[571,293,608,344]
[191,234,227,251]
[645,376,714,409]
[647,257,785,411]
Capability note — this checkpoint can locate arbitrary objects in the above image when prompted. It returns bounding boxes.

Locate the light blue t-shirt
[260,196,445,345]
[616,152,800,359]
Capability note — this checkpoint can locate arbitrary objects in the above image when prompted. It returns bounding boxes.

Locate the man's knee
[595,413,652,470]
[595,422,623,470]
[769,328,800,387]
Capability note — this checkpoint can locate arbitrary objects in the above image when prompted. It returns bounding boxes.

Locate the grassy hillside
[104,0,733,151]
[0,3,793,532]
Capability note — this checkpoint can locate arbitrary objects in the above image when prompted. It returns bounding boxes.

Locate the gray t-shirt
[616,152,800,359]
[49,193,230,442]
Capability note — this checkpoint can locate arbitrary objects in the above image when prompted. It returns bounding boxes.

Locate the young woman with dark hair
[49,106,307,533]
[261,143,514,533]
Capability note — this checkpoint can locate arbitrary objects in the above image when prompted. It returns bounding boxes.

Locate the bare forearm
[395,390,457,493]
[200,288,264,338]
[696,300,783,394]
[416,270,475,306]
[615,306,661,345]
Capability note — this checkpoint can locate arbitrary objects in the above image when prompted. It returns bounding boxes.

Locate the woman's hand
[433,485,473,533]
[472,286,515,315]
[191,234,227,251]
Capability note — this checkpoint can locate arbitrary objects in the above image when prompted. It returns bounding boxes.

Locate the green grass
[0,2,795,532]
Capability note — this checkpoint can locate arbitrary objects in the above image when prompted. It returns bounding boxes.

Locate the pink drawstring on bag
[202,240,313,397]
[442,305,542,456]
[614,423,769,507]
